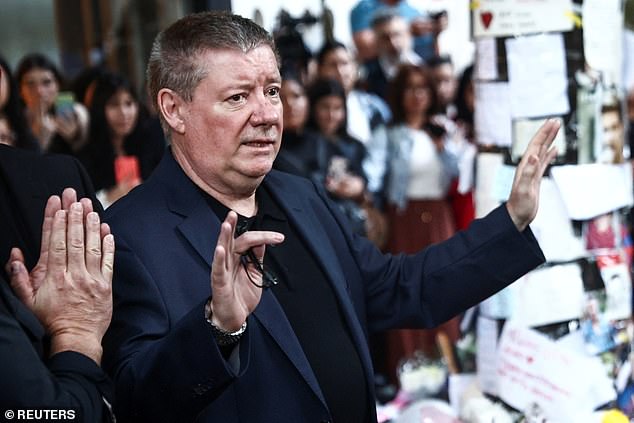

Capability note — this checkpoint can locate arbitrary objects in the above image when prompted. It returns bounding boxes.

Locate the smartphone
[55,92,75,117]
[425,122,446,138]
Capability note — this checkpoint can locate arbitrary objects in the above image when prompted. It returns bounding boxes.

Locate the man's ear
[157,88,186,134]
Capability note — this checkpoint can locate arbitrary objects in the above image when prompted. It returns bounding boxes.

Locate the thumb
[9,259,35,307]
[252,244,266,263]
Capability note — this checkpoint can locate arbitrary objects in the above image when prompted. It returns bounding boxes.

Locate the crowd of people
[0,3,563,423]
[0,54,166,208]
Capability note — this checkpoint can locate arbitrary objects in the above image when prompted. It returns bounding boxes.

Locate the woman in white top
[366,63,460,380]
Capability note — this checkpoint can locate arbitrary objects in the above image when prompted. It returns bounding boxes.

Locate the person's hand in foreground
[6,188,115,364]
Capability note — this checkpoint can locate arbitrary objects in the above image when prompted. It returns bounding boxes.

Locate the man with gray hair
[103,11,560,423]
[361,11,422,99]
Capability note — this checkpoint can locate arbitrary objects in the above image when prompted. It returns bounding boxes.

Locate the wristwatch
[205,300,247,346]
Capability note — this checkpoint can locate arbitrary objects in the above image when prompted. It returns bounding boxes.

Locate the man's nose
[251,95,280,126]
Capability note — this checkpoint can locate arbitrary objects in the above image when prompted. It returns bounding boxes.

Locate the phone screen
[55,92,75,117]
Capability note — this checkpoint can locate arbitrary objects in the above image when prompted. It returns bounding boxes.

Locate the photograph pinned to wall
[583,211,633,256]
[580,290,618,355]
[575,69,602,165]
[597,90,627,165]
[574,72,627,165]
[578,289,630,386]
[598,259,633,321]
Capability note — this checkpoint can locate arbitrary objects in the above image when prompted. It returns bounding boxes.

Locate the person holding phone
[16,53,89,153]
[364,64,460,379]
[78,71,165,208]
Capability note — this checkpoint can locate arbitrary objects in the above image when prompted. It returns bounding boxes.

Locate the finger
[8,259,33,307]
[5,247,25,283]
[224,211,239,264]
[39,195,62,260]
[100,222,111,239]
[47,210,68,275]
[61,188,78,211]
[211,244,229,289]
[539,146,558,177]
[536,121,560,161]
[233,231,285,255]
[252,244,266,263]
[80,197,94,219]
[67,202,86,272]
[217,221,234,273]
[524,119,559,159]
[85,212,102,274]
[101,233,115,285]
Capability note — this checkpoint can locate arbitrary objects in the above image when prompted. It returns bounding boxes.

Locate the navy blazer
[103,149,545,423]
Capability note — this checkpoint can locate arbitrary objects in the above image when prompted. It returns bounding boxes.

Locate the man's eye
[228,94,246,103]
[267,87,280,97]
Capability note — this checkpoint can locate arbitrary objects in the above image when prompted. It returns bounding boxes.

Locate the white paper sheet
[550,163,634,220]
[476,316,499,396]
[496,323,616,422]
[448,374,477,415]
[472,0,575,39]
[512,263,586,327]
[491,164,515,203]
[583,0,623,86]
[474,153,504,218]
[506,34,570,119]
[479,282,518,320]
[474,82,512,146]
[530,178,586,262]
[474,38,498,80]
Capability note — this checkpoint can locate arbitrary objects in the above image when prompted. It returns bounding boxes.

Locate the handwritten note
[472,0,574,39]
[497,323,616,421]
[474,38,498,80]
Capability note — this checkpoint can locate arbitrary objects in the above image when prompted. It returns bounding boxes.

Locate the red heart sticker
[481,11,493,29]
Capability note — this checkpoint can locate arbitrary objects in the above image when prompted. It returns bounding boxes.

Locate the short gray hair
[147,11,278,134]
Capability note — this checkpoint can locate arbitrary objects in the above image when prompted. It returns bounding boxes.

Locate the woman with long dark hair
[366,63,460,381]
[304,77,369,236]
[0,55,38,150]
[16,53,89,153]
[79,71,165,207]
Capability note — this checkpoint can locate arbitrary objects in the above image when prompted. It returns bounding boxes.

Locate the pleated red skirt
[383,199,460,382]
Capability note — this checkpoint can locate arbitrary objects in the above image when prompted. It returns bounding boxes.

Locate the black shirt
[205,185,369,423]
